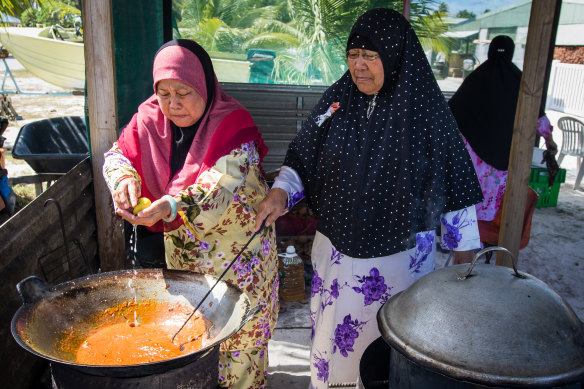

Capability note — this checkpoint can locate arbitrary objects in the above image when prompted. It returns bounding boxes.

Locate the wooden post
[403,0,411,20]
[496,0,562,267]
[82,0,125,270]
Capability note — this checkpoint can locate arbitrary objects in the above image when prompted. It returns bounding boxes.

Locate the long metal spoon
[171,220,266,343]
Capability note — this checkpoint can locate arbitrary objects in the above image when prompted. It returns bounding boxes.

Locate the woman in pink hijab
[103,39,279,388]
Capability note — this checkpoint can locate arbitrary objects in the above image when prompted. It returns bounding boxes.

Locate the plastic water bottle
[278,245,305,302]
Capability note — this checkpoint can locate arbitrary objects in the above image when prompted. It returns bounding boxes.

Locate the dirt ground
[2,57,583,325]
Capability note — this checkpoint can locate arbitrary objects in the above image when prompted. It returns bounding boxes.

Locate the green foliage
[40,1,81,28]
[175,0,452,85]
[8,0,81,28]
[438,2,448,14]
[19,7,38,26]
[456,9,476,19]
[0,0,44,17]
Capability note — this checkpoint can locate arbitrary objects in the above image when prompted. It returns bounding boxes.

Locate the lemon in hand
[132,197,152,215]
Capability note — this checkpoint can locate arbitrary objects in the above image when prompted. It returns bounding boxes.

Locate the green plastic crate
[528,168,566,208]
[529,167,566,184]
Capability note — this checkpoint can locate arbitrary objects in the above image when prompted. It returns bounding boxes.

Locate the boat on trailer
[0,26,85,91]
[0,26,252,91]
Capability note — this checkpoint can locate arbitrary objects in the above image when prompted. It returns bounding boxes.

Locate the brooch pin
[316,102,340,127]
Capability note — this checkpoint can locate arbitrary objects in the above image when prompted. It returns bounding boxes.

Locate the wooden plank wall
[223,83,326,172]
[0,158,98,389]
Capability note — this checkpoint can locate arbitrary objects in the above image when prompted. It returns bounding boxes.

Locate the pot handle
[235,305,263,332]
[16,276,50,304]
[457,246,524,280]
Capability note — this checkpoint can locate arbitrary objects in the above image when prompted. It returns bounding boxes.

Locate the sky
[444,0,522,16]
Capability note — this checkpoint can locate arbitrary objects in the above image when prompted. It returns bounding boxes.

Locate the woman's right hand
[113,177,141,211]
[254,188,288,231]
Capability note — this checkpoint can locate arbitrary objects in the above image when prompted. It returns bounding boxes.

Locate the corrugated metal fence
[546,61,584,117]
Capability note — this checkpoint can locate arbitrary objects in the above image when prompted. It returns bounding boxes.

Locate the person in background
[0,117,16,216]
[102,39,278,389]
[449,35,558,224]
[255,8,484,388]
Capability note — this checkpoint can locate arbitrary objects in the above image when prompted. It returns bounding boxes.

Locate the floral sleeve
[177,141,259,239]
[537,115,553,138]
[439,205,481,251]
[102,142,141,193]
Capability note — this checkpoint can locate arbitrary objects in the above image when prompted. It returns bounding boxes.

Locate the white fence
[546,61,584,118]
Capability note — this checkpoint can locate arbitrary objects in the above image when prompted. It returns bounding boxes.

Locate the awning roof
[443,30,478,39]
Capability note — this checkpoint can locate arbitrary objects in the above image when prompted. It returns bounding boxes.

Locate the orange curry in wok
[59,299,212,365]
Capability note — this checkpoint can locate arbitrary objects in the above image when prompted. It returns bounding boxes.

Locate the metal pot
[377,247,584,388]
[11,269,260,378]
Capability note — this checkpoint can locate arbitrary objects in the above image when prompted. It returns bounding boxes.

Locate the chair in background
[556,116,584,190]
[478,186,539,263]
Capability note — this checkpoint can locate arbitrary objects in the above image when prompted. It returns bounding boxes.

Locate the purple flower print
[288,190,305,209]
[231,253,259,281]
[320,278,345,312]
[442,224,462,249]
[310,311,316,340]
[232,350,240,359]
[330,279,340,299]
[409,231,433,274]
[352,268,391,306]
[199,241,210,251]
[441,209,475,250]
[417,231,433,254]
[313,353,329,382]
[262,239,270,255]
[332,315,367,357]
[330,248,343,265]
[311,269,322,297]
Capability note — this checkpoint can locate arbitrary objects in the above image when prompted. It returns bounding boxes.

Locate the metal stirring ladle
[171,220,266,343]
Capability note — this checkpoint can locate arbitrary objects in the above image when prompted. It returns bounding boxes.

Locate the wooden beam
[496,0,562,266]
[82,0,125,271]
[403,0,411,20]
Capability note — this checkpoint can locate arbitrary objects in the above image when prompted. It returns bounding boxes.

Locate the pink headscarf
[117,40,268,231]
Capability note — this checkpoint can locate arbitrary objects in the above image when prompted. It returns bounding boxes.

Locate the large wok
[11,269,260,377]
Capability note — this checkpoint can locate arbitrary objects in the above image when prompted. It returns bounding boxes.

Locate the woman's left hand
[544,134,558,156]
[116,196,172,227]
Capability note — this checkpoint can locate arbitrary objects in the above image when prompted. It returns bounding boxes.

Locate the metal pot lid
[378,247,584,387]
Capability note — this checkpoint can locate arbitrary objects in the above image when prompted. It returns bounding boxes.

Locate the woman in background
[449,35,557,222]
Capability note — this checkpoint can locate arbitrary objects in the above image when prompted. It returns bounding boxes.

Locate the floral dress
[464,115,553,221]
[103,141,279,389]
[273,166,480,387]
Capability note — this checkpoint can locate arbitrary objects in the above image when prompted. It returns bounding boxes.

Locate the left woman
[102,39,279,389]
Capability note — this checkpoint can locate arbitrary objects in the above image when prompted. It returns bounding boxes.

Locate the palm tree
[175,0,453,85]
[0,0,41,18]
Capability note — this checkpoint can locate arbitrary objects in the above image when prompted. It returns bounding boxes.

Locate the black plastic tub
[12,116,89,174]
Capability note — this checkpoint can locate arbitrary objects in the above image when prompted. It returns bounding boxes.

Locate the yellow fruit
[132,197,151,215]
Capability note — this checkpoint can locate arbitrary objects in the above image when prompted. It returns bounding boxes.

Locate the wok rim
[11,268,252,377]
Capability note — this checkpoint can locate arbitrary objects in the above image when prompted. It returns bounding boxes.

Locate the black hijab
[284,8,483,258]
[155,40,216,176]
[448,35,544,171]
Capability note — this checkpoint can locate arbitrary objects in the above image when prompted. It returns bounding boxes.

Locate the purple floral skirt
[308,231,436,388]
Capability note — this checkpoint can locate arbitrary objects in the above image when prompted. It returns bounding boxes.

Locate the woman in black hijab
[449,35,557,222]
[256,8,483,386]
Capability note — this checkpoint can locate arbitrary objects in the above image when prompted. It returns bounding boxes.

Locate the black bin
[12,116,89,174]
